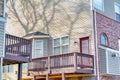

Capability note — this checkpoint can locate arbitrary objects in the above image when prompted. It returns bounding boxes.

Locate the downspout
[91,0,100,80]
[93,9,100,80]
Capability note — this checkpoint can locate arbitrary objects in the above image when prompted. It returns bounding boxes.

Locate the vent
[99,46,120,75]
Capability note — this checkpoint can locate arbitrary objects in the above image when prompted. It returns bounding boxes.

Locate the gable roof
[24,31,49,39]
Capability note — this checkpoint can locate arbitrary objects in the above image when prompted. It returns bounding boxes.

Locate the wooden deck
[28,52,94,75]
[3,34,32,65]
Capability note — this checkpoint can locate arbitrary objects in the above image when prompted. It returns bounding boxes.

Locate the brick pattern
[96,12,120,80]
[96,12,120,50]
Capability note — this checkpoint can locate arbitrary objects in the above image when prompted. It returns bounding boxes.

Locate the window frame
[33,40,44,58]
[22,63,28,70]
[80,36,90,54]
[114,2,120,22]
[3,65,13,73]
[100,33,108,46]
[53,36,69,55]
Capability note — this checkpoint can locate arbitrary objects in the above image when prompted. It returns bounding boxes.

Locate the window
[53,36,69,54]
[115,3,120,22]
[100,33,108,45]
[3,66,8,73]
[33,40,43,58]
[54,38,60,54]
[22,63,28,70]
[20,45,26,52]
[94,0,104,11]
[3,65,13,73]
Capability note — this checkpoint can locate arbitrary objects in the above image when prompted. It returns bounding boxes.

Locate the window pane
[115,3,120,14]
[54,47,60,54]
[115,3,120,21]
[62,45,68,53]
[8,65,13,72]
[94,0,104,11]
[20,45,26,52]
[54,38,60,47]
[34,40,43,58]
[22,63,28,70]
[100,34,107,45]
[61,37,69,45]
[3,66,8,72]
[82,40,88,54]
[116,13,120,22]
[35,40,43,49]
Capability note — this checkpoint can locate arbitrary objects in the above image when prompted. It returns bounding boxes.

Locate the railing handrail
[32,57,48,61]
[75,52,93,57]
[6,34,31,43]
[32,52,94,60]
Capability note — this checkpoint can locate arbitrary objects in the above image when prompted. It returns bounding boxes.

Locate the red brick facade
[96,12,120,80]
[96,12,120,50]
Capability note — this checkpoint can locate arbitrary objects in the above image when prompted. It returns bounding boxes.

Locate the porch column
[33,75,36,80]
[62,72,65,80]
[46,74,49,80]
[18,63,22,80]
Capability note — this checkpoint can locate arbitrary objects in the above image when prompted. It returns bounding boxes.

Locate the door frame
[80,36,90,54]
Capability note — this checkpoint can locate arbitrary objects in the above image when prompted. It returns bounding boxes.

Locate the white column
[46,74,49,80]
[0,58,3,80]
[62,72,65,80]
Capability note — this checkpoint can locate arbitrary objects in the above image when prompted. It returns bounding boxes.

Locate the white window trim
[53,36,70,55]
[33,40,44,58]
[100,34,107,45]
[114,2,120,21]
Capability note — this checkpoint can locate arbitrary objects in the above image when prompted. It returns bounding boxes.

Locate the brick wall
[96,12,120,80]
[96,12,120,50]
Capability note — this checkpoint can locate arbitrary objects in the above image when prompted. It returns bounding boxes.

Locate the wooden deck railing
[28,52,94,74]
[4,34,32,63]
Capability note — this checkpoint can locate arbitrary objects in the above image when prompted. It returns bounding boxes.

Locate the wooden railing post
[46,74,49,80]
[92,55,94,73]
[62,72,65,80]
[48,56,50,73]
[74,52,77,72]
[29,42,32,61]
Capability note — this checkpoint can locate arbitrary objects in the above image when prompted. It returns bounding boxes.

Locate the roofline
[24,35,50,39]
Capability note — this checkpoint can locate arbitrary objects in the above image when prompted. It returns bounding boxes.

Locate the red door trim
[80,36,90,54]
